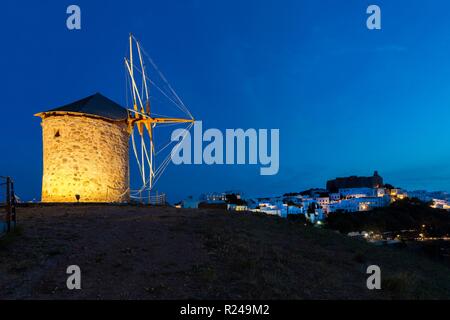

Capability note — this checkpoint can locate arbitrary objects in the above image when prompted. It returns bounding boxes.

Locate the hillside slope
[0,205,449,299]
[327,199,450,235]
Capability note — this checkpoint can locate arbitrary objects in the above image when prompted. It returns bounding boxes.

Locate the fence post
[6,177,11,232]
[11,179,16,230]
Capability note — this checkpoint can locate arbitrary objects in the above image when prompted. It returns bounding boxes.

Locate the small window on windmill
[54,130,61,138]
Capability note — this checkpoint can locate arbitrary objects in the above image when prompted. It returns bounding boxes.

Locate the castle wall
[40,114,130,202]
[326,173,383,193]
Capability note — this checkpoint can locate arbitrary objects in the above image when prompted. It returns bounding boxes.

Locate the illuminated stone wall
[40,114,130,202]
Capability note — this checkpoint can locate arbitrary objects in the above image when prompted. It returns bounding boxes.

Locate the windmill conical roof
[37,93,129,121]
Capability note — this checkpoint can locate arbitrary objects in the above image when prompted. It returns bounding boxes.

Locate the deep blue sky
[1,0,450,202]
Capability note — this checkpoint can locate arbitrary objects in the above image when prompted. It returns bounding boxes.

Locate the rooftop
[35,93,129,121]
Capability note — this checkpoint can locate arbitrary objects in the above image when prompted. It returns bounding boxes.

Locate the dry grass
[0,205,449,299]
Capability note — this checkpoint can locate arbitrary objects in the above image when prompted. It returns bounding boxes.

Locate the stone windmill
[35,35,194,203]
[35,93,131,203]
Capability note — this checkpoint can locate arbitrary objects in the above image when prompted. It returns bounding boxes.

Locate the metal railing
[131,191,167,205]
[148,193,166,205]
[106,185,167,205]
[0,176,16,235]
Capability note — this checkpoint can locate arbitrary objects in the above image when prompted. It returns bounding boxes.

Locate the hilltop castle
[326,171,383,193]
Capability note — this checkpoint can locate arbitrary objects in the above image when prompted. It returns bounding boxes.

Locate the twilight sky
[1,0,450,202]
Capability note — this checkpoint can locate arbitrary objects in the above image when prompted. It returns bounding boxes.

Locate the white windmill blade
[126,34,195,194]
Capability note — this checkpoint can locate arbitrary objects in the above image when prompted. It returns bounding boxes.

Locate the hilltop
[0,205,449,299]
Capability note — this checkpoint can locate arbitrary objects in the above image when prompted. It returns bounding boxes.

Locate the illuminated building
[35,93,130,203]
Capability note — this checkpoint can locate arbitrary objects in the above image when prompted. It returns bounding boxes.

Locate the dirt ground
[1,205,449,299]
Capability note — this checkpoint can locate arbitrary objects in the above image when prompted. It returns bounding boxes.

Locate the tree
[384,183,395,190]
[307,203,317,214]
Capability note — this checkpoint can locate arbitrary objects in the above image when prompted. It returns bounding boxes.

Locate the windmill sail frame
[125,34,194,198]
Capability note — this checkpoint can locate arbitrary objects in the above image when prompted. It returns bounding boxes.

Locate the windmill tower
[35,35,194,203]
[35,93,131,203]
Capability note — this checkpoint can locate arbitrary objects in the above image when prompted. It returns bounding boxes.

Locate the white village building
[328,196,390,213]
